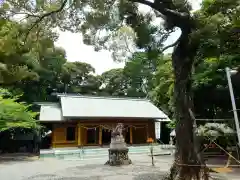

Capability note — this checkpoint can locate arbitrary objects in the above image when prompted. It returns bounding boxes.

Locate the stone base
[105,148,132,166]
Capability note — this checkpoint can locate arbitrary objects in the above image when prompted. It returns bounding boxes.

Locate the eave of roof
[38,95,170,122]
[39,103,63,122]
[60,95,168,119]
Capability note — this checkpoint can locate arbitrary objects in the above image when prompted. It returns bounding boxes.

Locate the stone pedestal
[105,136,132,166]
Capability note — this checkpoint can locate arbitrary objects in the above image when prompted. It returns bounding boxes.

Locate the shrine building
[38,94,170,148]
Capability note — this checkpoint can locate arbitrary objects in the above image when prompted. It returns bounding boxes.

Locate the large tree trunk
[168,28,209,180]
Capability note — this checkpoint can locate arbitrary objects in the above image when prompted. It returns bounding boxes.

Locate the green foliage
[0,18,60,85]
[150,55,174,115]
[61,61,100,94]
[0,89,40,131]
[0,20,38,83]
[1,0,174,61]
[99,52,159,97]
[167,119,176,130]
[147,0,240,123]
[100,68,126,96]
[0,18,102,102]
[124,52,158,96]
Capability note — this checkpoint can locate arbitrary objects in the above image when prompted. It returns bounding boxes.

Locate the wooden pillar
[130,127,133,144]
[85,128,87,145]
[99,126,102,146]
[52,124,56,148]
[78,123,82,146]
[146,124,149,142]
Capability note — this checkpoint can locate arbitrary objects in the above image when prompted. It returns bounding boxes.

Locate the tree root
[163,161,179,180]
[163,157,211,180]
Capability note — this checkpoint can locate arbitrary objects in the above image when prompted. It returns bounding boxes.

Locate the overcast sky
[55,0,201,75]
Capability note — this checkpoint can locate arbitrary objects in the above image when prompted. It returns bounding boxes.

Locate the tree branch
[8,10,41,18]
[131,0,185,17]
[131,0,190,28]
[160,36,180,53]
[153,10,166,20]
[24,0,68,43]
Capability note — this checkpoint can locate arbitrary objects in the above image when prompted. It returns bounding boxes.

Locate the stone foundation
[105,136,132,166]
[105,148,132,166]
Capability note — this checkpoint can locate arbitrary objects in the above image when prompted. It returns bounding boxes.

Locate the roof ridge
[59,94,150,101]
[35,102,60,106]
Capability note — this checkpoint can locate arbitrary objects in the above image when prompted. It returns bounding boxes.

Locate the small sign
[155,122,161,139]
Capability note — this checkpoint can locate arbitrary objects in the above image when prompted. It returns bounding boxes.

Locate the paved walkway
[0,155,238,180]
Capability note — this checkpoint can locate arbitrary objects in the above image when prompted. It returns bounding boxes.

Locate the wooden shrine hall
[38,94,170,148]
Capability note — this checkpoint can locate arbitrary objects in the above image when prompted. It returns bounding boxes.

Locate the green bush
[0,88,40,131]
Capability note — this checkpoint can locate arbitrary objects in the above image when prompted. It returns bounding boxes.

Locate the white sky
[55,0,201,75]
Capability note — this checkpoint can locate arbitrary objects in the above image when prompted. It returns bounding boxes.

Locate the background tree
[0,19,101,103]
[61,61,99,94]
[99,52,159,97]
[123,52,158,97]
[100,68,127,96]
[0,20,39,84]
[150,54,174,116]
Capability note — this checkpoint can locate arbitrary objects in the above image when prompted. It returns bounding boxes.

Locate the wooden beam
[130,127,133,144]
[52,124,56,148]
[77,123,82,146]
[146,124,149,142]
[99,126,102,146]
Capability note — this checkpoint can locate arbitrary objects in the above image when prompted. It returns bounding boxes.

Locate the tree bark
[168,27,209,180]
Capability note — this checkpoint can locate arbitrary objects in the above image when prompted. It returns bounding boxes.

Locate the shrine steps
[40,145,173,160]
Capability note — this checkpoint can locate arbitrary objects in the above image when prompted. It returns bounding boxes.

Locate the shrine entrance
[102,129,112,145]
[124,127,130,144]
[86,127,99,145]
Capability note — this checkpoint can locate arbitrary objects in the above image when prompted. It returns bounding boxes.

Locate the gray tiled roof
[39,103,63,122]
[60,95,168,120]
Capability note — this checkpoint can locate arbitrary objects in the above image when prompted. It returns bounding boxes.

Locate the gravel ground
[0,155,238,180]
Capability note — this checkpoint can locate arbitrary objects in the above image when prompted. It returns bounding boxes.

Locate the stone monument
[105,123,132,166]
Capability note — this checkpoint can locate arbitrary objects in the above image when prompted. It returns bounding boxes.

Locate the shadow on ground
[0,153,39,164]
